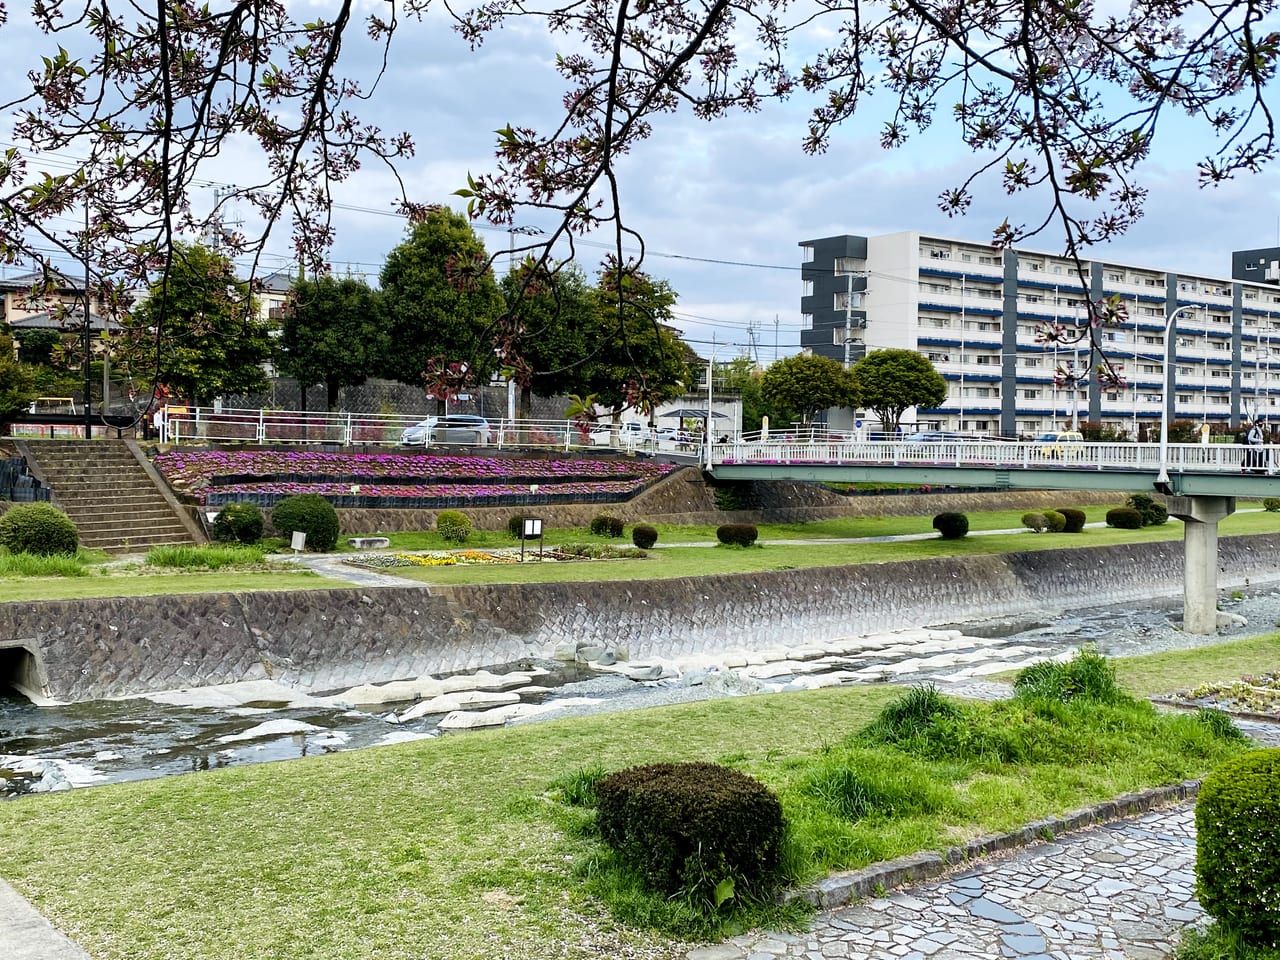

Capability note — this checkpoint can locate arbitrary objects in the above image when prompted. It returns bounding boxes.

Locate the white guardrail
[710,433,1272,476]
[156,407,707,456]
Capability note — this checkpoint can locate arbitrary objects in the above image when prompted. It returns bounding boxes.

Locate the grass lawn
[0,641,1271,960]
[0,569,340,602]
[379,508,1280,585]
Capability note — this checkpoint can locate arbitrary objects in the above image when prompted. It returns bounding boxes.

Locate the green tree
[716,357,790,433]
[0,334,36,435]
[13,329,60,367]
[850,349,948,432]
[499,265,594,418]
[760,353,857,425]
[124,243,271,406]
[379,207,504,400]
[277,275,387,411]
[582,264,695,419]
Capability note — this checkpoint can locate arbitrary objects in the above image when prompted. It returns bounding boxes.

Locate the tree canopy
[0,334,36,436]
[499,265,595,417]
[379,208,505,400]
[0,0,1275,395]
[122,244,272,406]
[277,275,387,411]
[582,264,696,418]
[760,354,857,425]
[850,349,949,432]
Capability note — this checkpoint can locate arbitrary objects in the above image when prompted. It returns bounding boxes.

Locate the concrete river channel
[3,588,1268,798]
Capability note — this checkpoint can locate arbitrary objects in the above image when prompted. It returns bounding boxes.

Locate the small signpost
[290,530,307,554]
[520,517,544,561]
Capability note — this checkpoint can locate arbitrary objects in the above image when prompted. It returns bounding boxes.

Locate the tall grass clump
[146,544,267,570]
[0,550,93,577]
[858,684,961,745]
[1013,647,1127,705]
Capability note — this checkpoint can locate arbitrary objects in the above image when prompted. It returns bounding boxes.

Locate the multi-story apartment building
[800,233,1280,437]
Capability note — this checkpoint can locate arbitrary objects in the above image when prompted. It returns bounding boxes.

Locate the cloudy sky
[7,2,1280,362]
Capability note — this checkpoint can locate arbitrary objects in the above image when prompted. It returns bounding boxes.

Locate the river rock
[217,719,327,744]
[398,690,521,722]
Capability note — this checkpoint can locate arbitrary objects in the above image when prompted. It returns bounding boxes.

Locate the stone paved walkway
[695,804,1202,960]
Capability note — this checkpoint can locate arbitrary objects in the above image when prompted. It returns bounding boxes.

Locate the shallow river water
[3,587,1276,797]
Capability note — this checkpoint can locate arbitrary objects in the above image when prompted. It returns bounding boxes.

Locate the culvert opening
[0,646,38,703]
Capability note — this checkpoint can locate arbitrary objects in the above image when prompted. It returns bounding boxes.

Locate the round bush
[594,762,784,905]
[1264,498,1280,513]
[269,494,339,552]
[1022,512,1049,533]
[1105,507,1143,530]
[631,523,658,549]
[589,514,624,538]
[716,523,758,547]
[506,514,529,538]
[1042,510,1066,533]
[0,502,79,556]
[436,509,473,544]
[211,503,264,544]
[1055,507,1087,533]
[1196,749,1280,946]
[932,512,969,540]
[1126,493,1169,526]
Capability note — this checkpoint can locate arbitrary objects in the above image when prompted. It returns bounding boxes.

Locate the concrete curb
[785,779,1202,911]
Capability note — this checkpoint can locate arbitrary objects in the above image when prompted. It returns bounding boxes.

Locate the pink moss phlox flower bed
[153,449,677,505]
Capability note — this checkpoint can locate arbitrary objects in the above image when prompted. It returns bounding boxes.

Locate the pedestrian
[1246,419,1266,474]
[152,406,166,444]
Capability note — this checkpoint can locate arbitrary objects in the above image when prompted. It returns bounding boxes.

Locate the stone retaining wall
[7,533,1280,703]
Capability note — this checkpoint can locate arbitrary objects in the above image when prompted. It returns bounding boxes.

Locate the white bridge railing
[157,406,704,456]
[709,435,1271,476]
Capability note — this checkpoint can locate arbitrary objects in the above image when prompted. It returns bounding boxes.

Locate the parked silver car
[400,415,492,446]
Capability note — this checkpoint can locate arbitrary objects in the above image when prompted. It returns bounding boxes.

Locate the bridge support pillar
[1166,496,1236,635]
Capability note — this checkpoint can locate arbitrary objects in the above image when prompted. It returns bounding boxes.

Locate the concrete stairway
[20,440,201,553]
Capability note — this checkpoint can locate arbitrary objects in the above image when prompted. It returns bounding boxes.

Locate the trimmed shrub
[594,762,784,906]
[1127,492,1169,526]
[1042,510,1066,533]
[716,523,758,547]
[1056,507,1087,533]
[1106,507,1144,529]
[506,514,529,538]
[436,509,473,544]
[932,512,969,540]
[589,514,624,538]
[269,494,339,552]
[0,503,79,556]
[631,523,658,549]
[211,503,264,544]
[1013,648,1126,705]
[1022,512,1049,533]
[1196,749,1280,946]
[1264,498,1280,513]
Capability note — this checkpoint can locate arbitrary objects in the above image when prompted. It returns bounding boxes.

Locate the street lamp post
[1157,305,1198,491]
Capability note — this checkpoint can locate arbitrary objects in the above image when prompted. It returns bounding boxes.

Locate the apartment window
[801,245,814,263]
[1177,336,1194,347]
[803,279,813,296]
[1141,335,1164,345]
[1178,394,1192,404]
[925,247,951,260]
[801,313,813,329]
[960,253,973,262]
[1106,392,1121,401]
[1177,366,1193,376]
[975,355,996,365]
[927,352,951,362]
[1244,291,1258,300]
[1140,364,1160,375]
[1023,293,1042,303]
[1024,357,1041,367]
[1213,395,1229,405]
[928,317,951,329]
[1022,388,1040,400]
[1107,271,1124,282]
[1211,342,1229,352]
[1142,393,1163,402]
[1212,370,1232,378]
[979,255,998,265]
[1210,314,1229,324]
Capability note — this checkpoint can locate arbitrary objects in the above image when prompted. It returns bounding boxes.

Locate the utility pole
[82,198,92,438]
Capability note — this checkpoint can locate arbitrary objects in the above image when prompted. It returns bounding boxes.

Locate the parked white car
[400,415,492,446]
[589,421,648,445]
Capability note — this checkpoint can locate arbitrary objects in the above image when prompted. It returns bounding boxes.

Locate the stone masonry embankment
[7,533,1280,703]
